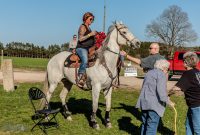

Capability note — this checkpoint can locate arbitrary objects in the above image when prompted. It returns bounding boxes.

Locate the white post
[1,50,3,70]
[2,59,15,92]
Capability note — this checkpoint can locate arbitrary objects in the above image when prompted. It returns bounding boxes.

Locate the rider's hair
[82,12,95,22]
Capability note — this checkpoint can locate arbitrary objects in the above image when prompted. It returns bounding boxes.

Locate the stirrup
[77,79,84,87]
[77,74,86,87]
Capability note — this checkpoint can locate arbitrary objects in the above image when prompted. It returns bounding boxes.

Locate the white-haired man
[136,59,174,135]
[169,51,200,135]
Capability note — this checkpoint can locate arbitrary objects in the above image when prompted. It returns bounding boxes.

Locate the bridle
[116,25,133,47]
[105,24,136,55]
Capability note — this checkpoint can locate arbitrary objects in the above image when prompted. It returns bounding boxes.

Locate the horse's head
[114,21,141,49]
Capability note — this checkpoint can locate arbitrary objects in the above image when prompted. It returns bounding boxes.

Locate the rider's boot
[77,73,86,87]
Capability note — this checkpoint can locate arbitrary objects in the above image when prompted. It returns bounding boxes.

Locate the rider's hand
[90,31,97,36]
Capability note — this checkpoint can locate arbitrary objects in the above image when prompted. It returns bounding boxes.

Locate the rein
[101,24,132,92]
[105,46,120,56]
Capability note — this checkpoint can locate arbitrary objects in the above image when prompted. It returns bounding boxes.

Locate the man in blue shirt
[121,42,164,72]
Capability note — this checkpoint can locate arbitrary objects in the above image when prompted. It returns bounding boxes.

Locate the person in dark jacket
[169,51,200,135]
[76,12,97,87]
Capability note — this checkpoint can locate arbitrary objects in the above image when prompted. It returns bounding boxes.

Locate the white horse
[43,22,140,129]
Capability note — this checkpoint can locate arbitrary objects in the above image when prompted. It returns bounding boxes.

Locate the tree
[61,43,69,51]
[0,42,4,50]
[146,5,198,47]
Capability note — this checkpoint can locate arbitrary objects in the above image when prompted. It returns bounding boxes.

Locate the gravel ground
[0,70,180,91]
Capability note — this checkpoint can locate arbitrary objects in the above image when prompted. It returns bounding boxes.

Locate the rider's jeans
[76,47,88,74]
[186,106,200,135]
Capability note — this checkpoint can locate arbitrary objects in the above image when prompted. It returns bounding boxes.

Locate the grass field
[0,57,145,76]
[1,57,49,71]
[0,83,187,135]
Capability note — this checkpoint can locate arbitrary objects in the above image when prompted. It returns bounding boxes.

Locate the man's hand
[120,50,127,56]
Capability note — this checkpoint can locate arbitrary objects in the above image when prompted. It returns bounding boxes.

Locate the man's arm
[126,55,141,65]
[120,50,142,65]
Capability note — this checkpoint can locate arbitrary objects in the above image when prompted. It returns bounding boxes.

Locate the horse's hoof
[91,122,100,130]
[66,116,72,121]
[62,110,71,119]
[106,122,112,128]
[93,124,100,130]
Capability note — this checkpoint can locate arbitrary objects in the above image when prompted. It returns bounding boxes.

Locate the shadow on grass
[118,116,140,135]
[158,120,175,135]
[114,103,174,135]
[50,98,106,127]
[113,103,141,134]
[113,103,141,121]
[68,97,105,127]
[136,76,144,79]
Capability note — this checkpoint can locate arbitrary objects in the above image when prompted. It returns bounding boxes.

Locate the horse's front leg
[104,87,112,128]
[91,83,101,129]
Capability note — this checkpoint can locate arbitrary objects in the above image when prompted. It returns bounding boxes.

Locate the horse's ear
[119,21,123,24]
[113,21,117,25]
[115,21,120,25]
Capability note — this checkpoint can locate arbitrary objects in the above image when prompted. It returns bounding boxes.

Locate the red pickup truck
[168,51,200,79]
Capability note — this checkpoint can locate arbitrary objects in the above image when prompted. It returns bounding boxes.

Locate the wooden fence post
[2,59,15,92]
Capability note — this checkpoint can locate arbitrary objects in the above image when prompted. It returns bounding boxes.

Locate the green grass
[1,57,49,71]
[0,83,187,135]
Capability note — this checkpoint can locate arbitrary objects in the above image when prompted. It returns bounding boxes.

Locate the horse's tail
[40,72,49,109]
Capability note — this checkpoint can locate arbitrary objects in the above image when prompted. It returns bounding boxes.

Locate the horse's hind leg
[60,79,73,121]
[104,87,113,128]
[46,83,58,104]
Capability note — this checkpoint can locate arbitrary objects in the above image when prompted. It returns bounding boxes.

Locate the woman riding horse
[43,22,140,129]
[76,12,97,87]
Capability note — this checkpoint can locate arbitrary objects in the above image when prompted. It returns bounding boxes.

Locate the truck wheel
[168,75,173,80]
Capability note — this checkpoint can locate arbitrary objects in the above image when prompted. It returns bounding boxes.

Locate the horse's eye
[123,31,126,34]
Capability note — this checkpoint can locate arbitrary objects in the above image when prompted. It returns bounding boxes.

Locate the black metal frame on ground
[28,87,60,134]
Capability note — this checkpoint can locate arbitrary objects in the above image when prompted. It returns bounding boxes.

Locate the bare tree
[146,5,198,47]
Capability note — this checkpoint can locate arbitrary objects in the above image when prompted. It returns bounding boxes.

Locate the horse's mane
[97,24,116,61]
[103,24,116,46]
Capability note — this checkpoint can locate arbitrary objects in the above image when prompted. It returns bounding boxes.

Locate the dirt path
[0,70,46,83]
[0,70,179,90]
[120,76,179,90]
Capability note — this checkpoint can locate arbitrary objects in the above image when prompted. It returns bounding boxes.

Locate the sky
[0,0,200,47]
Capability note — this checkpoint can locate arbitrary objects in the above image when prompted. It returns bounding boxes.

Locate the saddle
[64,45,98,68]
[64,32,106,88]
